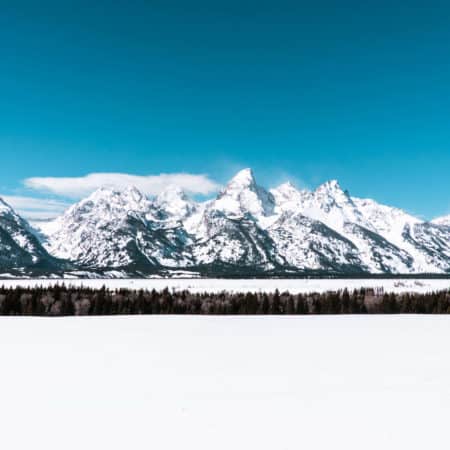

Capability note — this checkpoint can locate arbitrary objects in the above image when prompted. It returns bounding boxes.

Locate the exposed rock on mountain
[38,186,192,274]
[0,198,63,275]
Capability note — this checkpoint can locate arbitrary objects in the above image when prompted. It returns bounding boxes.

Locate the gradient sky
[1,0,450,219]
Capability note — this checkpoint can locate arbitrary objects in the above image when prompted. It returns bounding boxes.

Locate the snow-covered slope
[0,197,62,274]
[270,181,412,272]
[185,169,281,271]
[191,210,282,272]
[40,186,193,274]
[5,168,450,277]
[271,180,450,273]
[266,211,363,271]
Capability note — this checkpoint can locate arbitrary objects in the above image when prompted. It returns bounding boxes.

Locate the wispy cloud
[24,172,221,199]
[2,195,70,220]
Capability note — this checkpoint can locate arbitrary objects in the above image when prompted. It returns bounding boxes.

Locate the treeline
[1,285,450,315]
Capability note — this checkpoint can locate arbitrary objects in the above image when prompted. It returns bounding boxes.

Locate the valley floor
[2,277,450,293]
[0,316,449,449]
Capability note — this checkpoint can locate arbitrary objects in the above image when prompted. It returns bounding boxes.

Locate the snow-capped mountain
[210,168,275,219]
[270,180,444,273]
[153,185,197,220]
[4,168,450,277]
[266,211,363,272]
[39,186,193,275]
[185,169,281,272]
[0,197,63,275]
[191,210,282,273]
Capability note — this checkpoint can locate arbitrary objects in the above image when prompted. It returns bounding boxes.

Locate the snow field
[1,277,450,293]
[0,316,449,449]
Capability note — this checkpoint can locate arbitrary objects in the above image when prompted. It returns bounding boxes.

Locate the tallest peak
[215,168,274,217]
[228,168,256,186]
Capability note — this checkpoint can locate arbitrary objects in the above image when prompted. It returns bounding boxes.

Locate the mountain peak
[213,168,274,218]
[274,181,299,195]
[154,185,196,219]
[87,185,146,203]
[63,185,152,222]
[316,179,343,193]
[314,180,354,204]
[156,185,188,202]
[271,181,305,202]
[270,182,308,214]
[227,168,256,187]
[87,186,120,202]
[279,181,296,188]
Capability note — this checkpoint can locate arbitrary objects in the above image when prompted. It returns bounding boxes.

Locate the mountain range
[1,168,450,278]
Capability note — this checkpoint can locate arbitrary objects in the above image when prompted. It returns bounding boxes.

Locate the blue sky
[1,1,450,219]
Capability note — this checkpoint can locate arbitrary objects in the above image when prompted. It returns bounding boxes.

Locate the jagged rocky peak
[271,181,306,201]
[213,168,275,218]
[273,181,298,196]
[270,181,310,215]
[72,185,152,217]
[315,179,348,197]
[226,167,256,188]
[88,185,146,203]
[156,184,187,201]
[154,185,197,219]
[313,179,355,209]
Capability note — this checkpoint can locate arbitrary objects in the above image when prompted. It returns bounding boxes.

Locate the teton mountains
[2,168,450,277]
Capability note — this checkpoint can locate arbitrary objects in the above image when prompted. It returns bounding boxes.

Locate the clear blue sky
[1,0,450,219]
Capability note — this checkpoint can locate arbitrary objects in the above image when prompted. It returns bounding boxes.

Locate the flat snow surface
[0,316,450,449]
[2,277,450,293]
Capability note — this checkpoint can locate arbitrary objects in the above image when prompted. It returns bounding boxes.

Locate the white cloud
[2,196,69,211]
[2,195,70,221]
[24,172,221,199]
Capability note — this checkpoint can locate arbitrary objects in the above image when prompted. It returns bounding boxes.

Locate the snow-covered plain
[1,277,450,293]
[0,316,449,450]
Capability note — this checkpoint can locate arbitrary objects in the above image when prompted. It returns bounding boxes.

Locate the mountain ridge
[3,168,450,277]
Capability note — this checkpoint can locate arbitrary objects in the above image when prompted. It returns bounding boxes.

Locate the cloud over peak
[24,172,221,199]
[2,195,70,220]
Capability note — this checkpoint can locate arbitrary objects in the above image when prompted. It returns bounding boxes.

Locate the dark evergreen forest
[1,285,450,315]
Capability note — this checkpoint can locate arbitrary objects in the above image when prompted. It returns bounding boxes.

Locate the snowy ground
[0,316,449,449]
[1,277,450,293]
